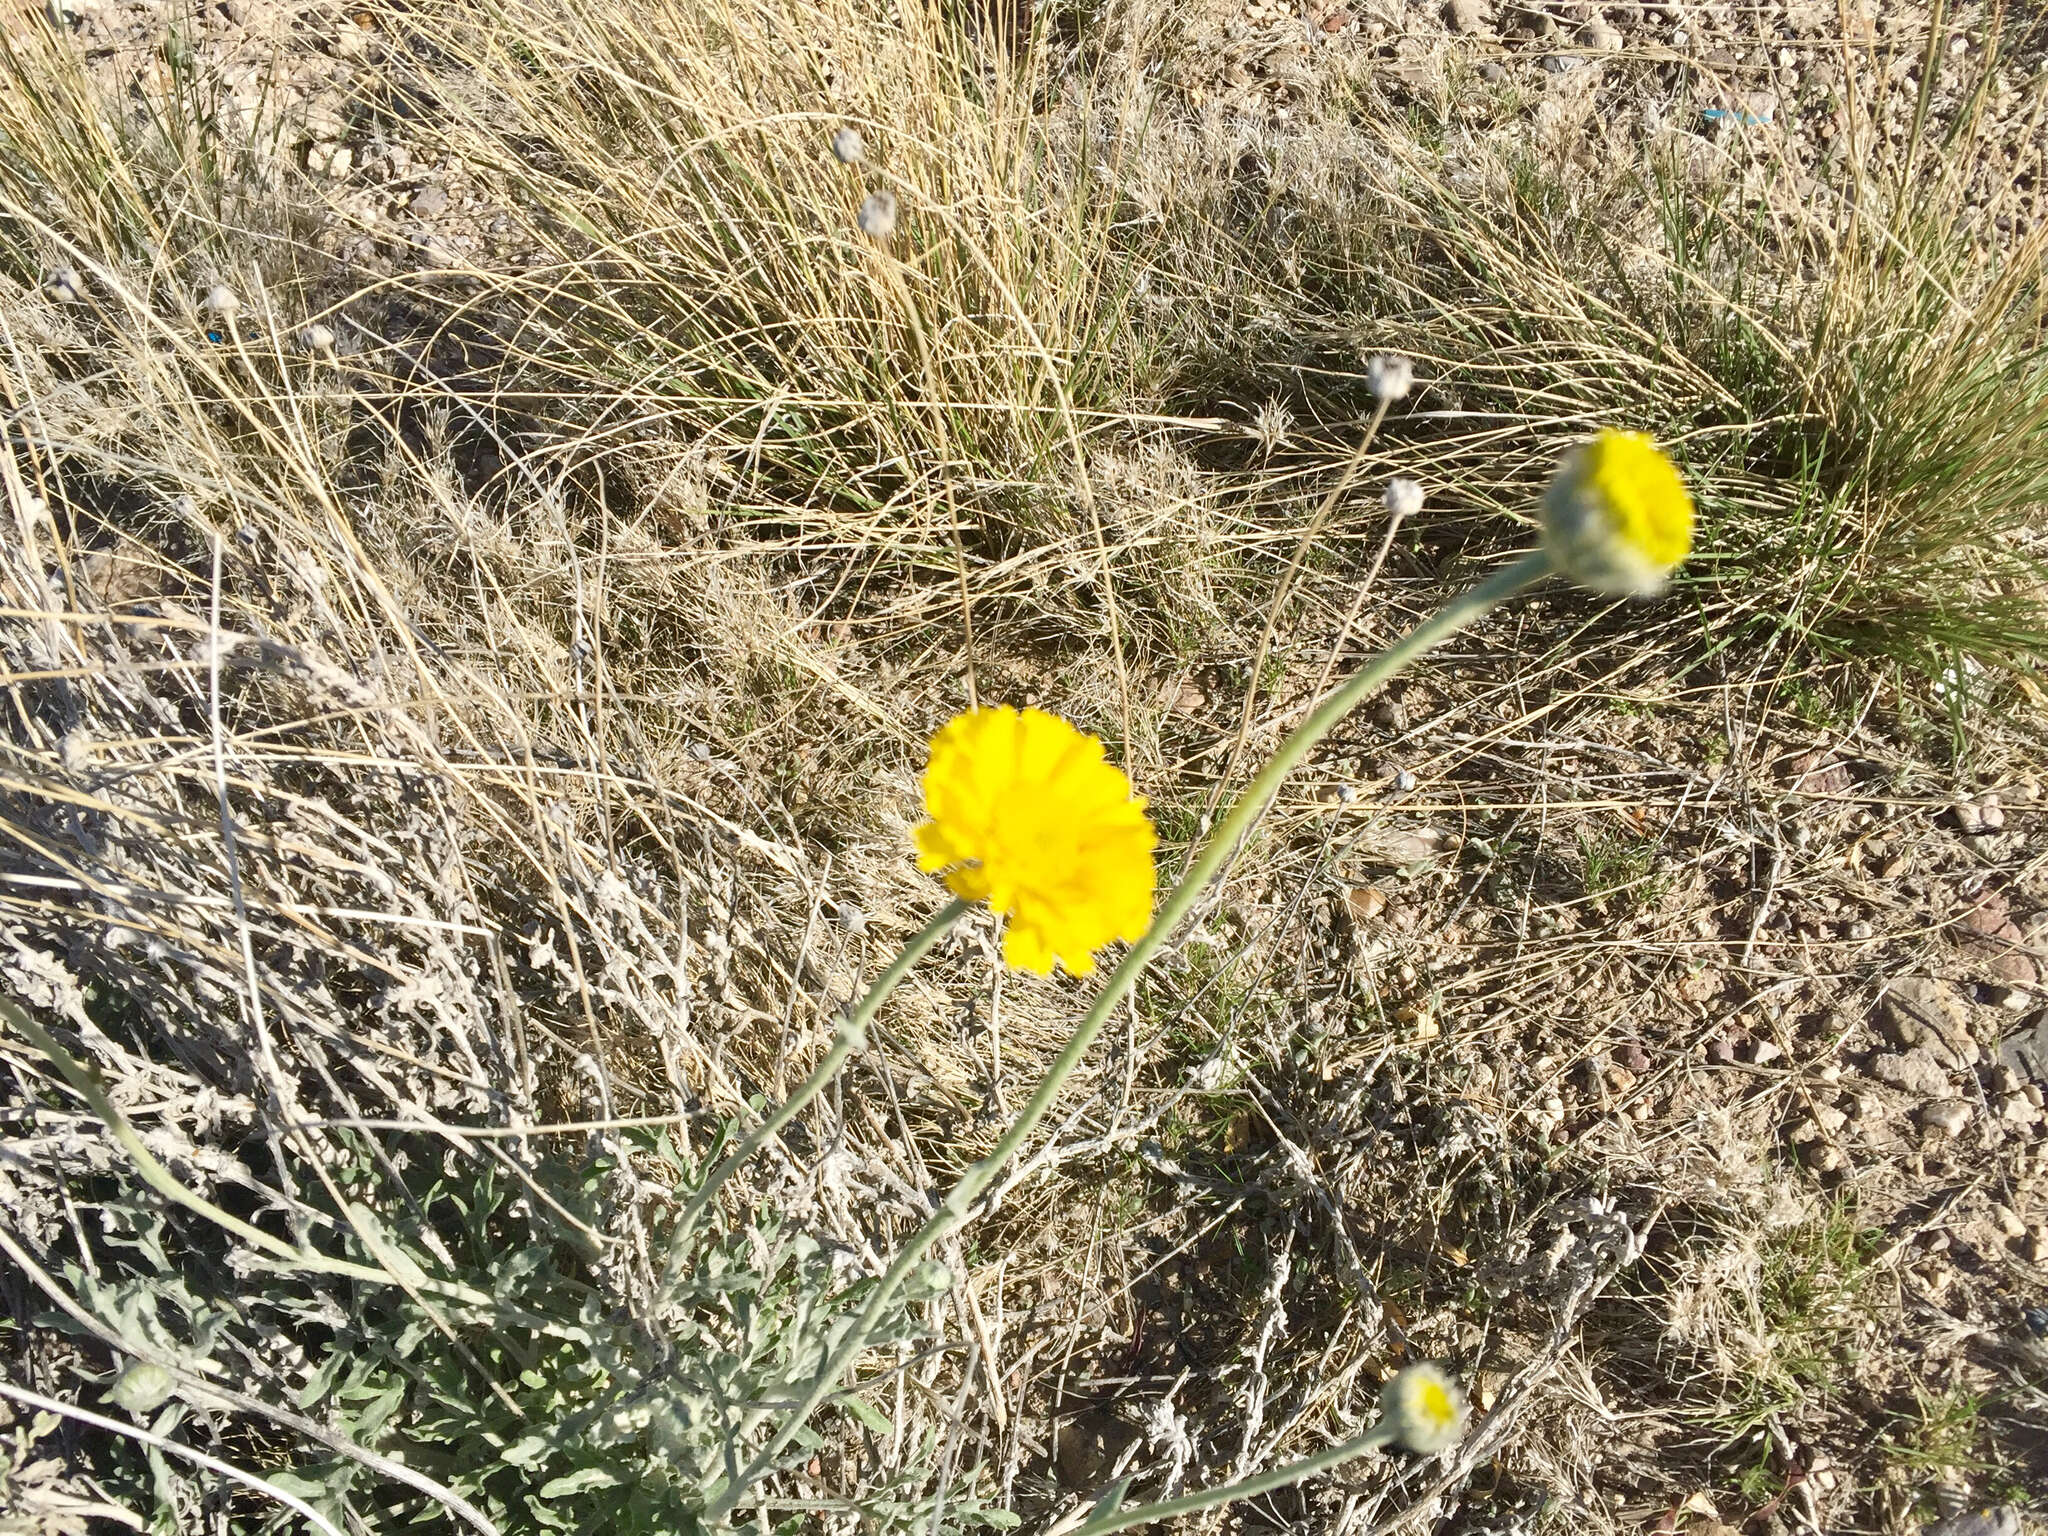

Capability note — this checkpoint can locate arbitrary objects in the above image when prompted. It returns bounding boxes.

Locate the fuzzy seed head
[1382,477,1424,520]
[1367,353,1414,402]
[201,284,240,315]
[298,323,337,354]
[857,190,897,241]
[831,127,866,165]
[44,267,84,303]
[1380,1363,1467,1453]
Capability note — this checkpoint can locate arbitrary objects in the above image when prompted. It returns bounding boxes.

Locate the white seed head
[58,729,90,774]
[857,190,898,242]
[1382,477,1424,519]
[831,127,866,165]
[1367,353,1414,402]
[201,284,240,315]
[44,267,84,303]
[1380,1363,1467,1453]
[297,322,337,354]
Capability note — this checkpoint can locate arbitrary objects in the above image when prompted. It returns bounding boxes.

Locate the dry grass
[2,0,2047,1530]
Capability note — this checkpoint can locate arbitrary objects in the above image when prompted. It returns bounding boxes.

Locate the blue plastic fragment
[1701,106,1771,126]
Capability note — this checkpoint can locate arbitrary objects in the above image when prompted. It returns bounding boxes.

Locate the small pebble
[1917,1099,1972,1136]
[1992,1202,2027,1238]
[1979,794,2006,832]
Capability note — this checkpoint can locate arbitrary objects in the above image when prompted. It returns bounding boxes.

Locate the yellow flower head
[1380,1363,1468,1454]
[1541,429,1694,597]
[915,706,1156,976]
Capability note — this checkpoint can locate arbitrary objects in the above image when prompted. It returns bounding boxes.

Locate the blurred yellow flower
[1541,429,1694,596]
[1380,1363,1467,1454]
[915,706,1156,976]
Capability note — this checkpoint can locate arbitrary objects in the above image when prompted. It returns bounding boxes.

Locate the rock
[1881,975,1967,1035]
[1916,1099,1972,1136]
[1958,895,2039,986]
[1579,16,1621,48]
[1871,1049,1950,1097]
[1999,1094,2040,1127]
[1783,749,1853,795]
[1445,0,1488,30]
[1879,1010,1924,1048]
[410,183,450,218]
[1802,1141,1845,1172]
[1925,1508,2021,1536]
[1979,795,2006,832]
[1344,886,1387,922]
[1991,1203,2027,1238]
[307,142,352,179]
[1542,51,1584,71]
[1750,1038,1783,1066]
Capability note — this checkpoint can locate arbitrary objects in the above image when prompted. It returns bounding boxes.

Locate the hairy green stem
[664,897,968,1285]
[709,549,1553,1517]
[1063,1421,1404,1536]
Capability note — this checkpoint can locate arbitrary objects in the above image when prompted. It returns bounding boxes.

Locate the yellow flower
[915,706,1156,976]
[1379,1363,1467,1454]
[1541,429,1694,596]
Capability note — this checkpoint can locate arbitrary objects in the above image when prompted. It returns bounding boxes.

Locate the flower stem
[709,549,1552,1518]
[1062,1421,1403,1536]
[666,897,970,1270]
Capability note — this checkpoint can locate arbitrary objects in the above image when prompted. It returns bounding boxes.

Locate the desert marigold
[1541,429,1694,597]
[914,706,1156,976]
[1379,1363,1468,1454]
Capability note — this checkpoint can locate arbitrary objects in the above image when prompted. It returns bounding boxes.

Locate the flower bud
[1380,1363,1466,1453]
[108,1361,176,1414]
[1540,428,1693,597]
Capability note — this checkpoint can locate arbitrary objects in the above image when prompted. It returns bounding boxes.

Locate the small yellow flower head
[1380,1363,1468,1454]
[1541,429,1694,597]
[915,706,1156,976]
